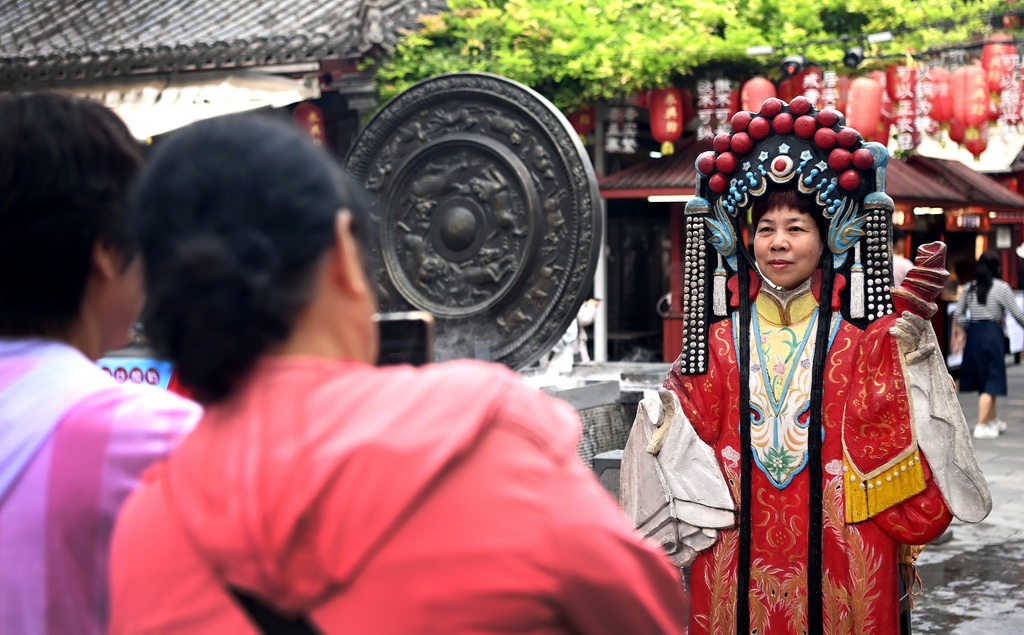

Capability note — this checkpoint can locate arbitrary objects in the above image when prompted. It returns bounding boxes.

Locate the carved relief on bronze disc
[346,73,601,369]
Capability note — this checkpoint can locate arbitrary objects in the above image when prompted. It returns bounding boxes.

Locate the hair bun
[144,232,291,402]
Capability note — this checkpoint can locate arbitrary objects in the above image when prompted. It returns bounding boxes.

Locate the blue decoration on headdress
[706,201,738,270]
[827,198,865,268]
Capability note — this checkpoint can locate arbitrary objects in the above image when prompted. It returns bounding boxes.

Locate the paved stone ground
[569,359,1024,631]
[910,361,1024,633]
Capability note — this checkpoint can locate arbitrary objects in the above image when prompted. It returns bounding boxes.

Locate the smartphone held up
[375,311,435,366]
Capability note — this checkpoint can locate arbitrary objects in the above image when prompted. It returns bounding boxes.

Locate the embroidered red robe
[665,285,952,634]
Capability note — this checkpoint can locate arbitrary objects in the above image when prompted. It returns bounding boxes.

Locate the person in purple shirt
[0,93,200,634]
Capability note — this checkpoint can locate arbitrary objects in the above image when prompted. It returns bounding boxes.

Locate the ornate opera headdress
[679,96,896,375]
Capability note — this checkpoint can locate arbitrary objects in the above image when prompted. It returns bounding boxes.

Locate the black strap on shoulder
[227,586,322,635]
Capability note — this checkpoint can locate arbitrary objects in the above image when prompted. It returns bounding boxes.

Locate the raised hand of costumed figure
[890,241,992,523]
[889,242,948,364]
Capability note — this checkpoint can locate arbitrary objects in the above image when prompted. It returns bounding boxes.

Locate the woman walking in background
[955,250,1024,439]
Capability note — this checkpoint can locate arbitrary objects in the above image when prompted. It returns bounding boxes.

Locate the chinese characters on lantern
[996,54,1022,126]
[695,78,734,141]
[292,102,326,146]
[714,78,733,136]
[800,66,823,108]
[648,87,684,155]
[605,96,640,154]
[916,67,938,136]
[820,70,840,110]
[888,65,918,152]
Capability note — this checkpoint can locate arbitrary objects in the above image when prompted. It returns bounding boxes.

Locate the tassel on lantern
[714,253,728,316]
[851,241,865,318]
[661,141,676,156]
[567,104,596,148]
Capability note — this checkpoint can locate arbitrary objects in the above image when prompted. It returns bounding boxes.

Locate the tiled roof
[883,157,969,207]
[600,137,973,208]
[599,137,712,198]
[0,0,445,86]
[907,155,1024,211]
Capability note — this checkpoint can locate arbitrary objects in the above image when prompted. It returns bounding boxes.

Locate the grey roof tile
[0,0,445,86]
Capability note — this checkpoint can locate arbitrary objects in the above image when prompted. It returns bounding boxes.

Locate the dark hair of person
[976,250,1002,304]
[132,114,372,404]
[0,93,143,336]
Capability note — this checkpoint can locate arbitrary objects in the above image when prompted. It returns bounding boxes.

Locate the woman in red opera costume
[621,97,992,635]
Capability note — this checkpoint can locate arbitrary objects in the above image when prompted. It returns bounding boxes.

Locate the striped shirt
[0,340,200,635]
[954,278,1024,329]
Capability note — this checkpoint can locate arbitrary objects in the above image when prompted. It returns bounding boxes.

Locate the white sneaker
[974,423,999,439]
[991,419,1008,433]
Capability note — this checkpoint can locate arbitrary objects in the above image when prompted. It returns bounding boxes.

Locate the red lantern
[845,76,883,138]
[886,64,917,101]
[741,77,777,112]
[982,32,1017,93]
[292,102,326,146]
[649,87,684,155]
[989,99,1002,122]
[870,70,894,130]
[928,67,953,123]
[835,75,853,114]
[948,117,966,144]
[998,79,1024,125]
[952,64,989,128]
[885,65,917,151]
[871,120,891,145]
[916,67,938,134]
[798,65,824,108]
[567,104,596,145]
[965,124,989,159]
[777,76,798,102]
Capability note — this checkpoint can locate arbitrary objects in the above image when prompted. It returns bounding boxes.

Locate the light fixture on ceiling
[843,47,864,69]
[648,194,696,203]
[780,55,805,77]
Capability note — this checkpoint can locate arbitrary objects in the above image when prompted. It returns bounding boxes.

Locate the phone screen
[375,311,434,366]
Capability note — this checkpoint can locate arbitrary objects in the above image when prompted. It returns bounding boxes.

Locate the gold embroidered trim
[843,449,927,523]
[756,283,817,326]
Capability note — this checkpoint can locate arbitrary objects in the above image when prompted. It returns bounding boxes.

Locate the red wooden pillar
[663,202,686,362]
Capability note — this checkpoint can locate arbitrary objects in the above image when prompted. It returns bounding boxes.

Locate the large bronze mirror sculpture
[346,72,602,369]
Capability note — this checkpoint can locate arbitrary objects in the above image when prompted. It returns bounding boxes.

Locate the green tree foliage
[374,0,1024,110]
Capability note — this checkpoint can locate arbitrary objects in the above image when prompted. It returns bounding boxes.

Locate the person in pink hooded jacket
[108,115,688,634]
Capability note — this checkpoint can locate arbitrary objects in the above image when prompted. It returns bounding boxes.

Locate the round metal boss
[346,72,602,370]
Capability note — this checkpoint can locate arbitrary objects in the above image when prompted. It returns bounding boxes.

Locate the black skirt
[959,320,1008,395]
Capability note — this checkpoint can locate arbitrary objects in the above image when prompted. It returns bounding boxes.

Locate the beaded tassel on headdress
[713,253,728,316]
[680,199,710,374]
[851,242,865,318]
